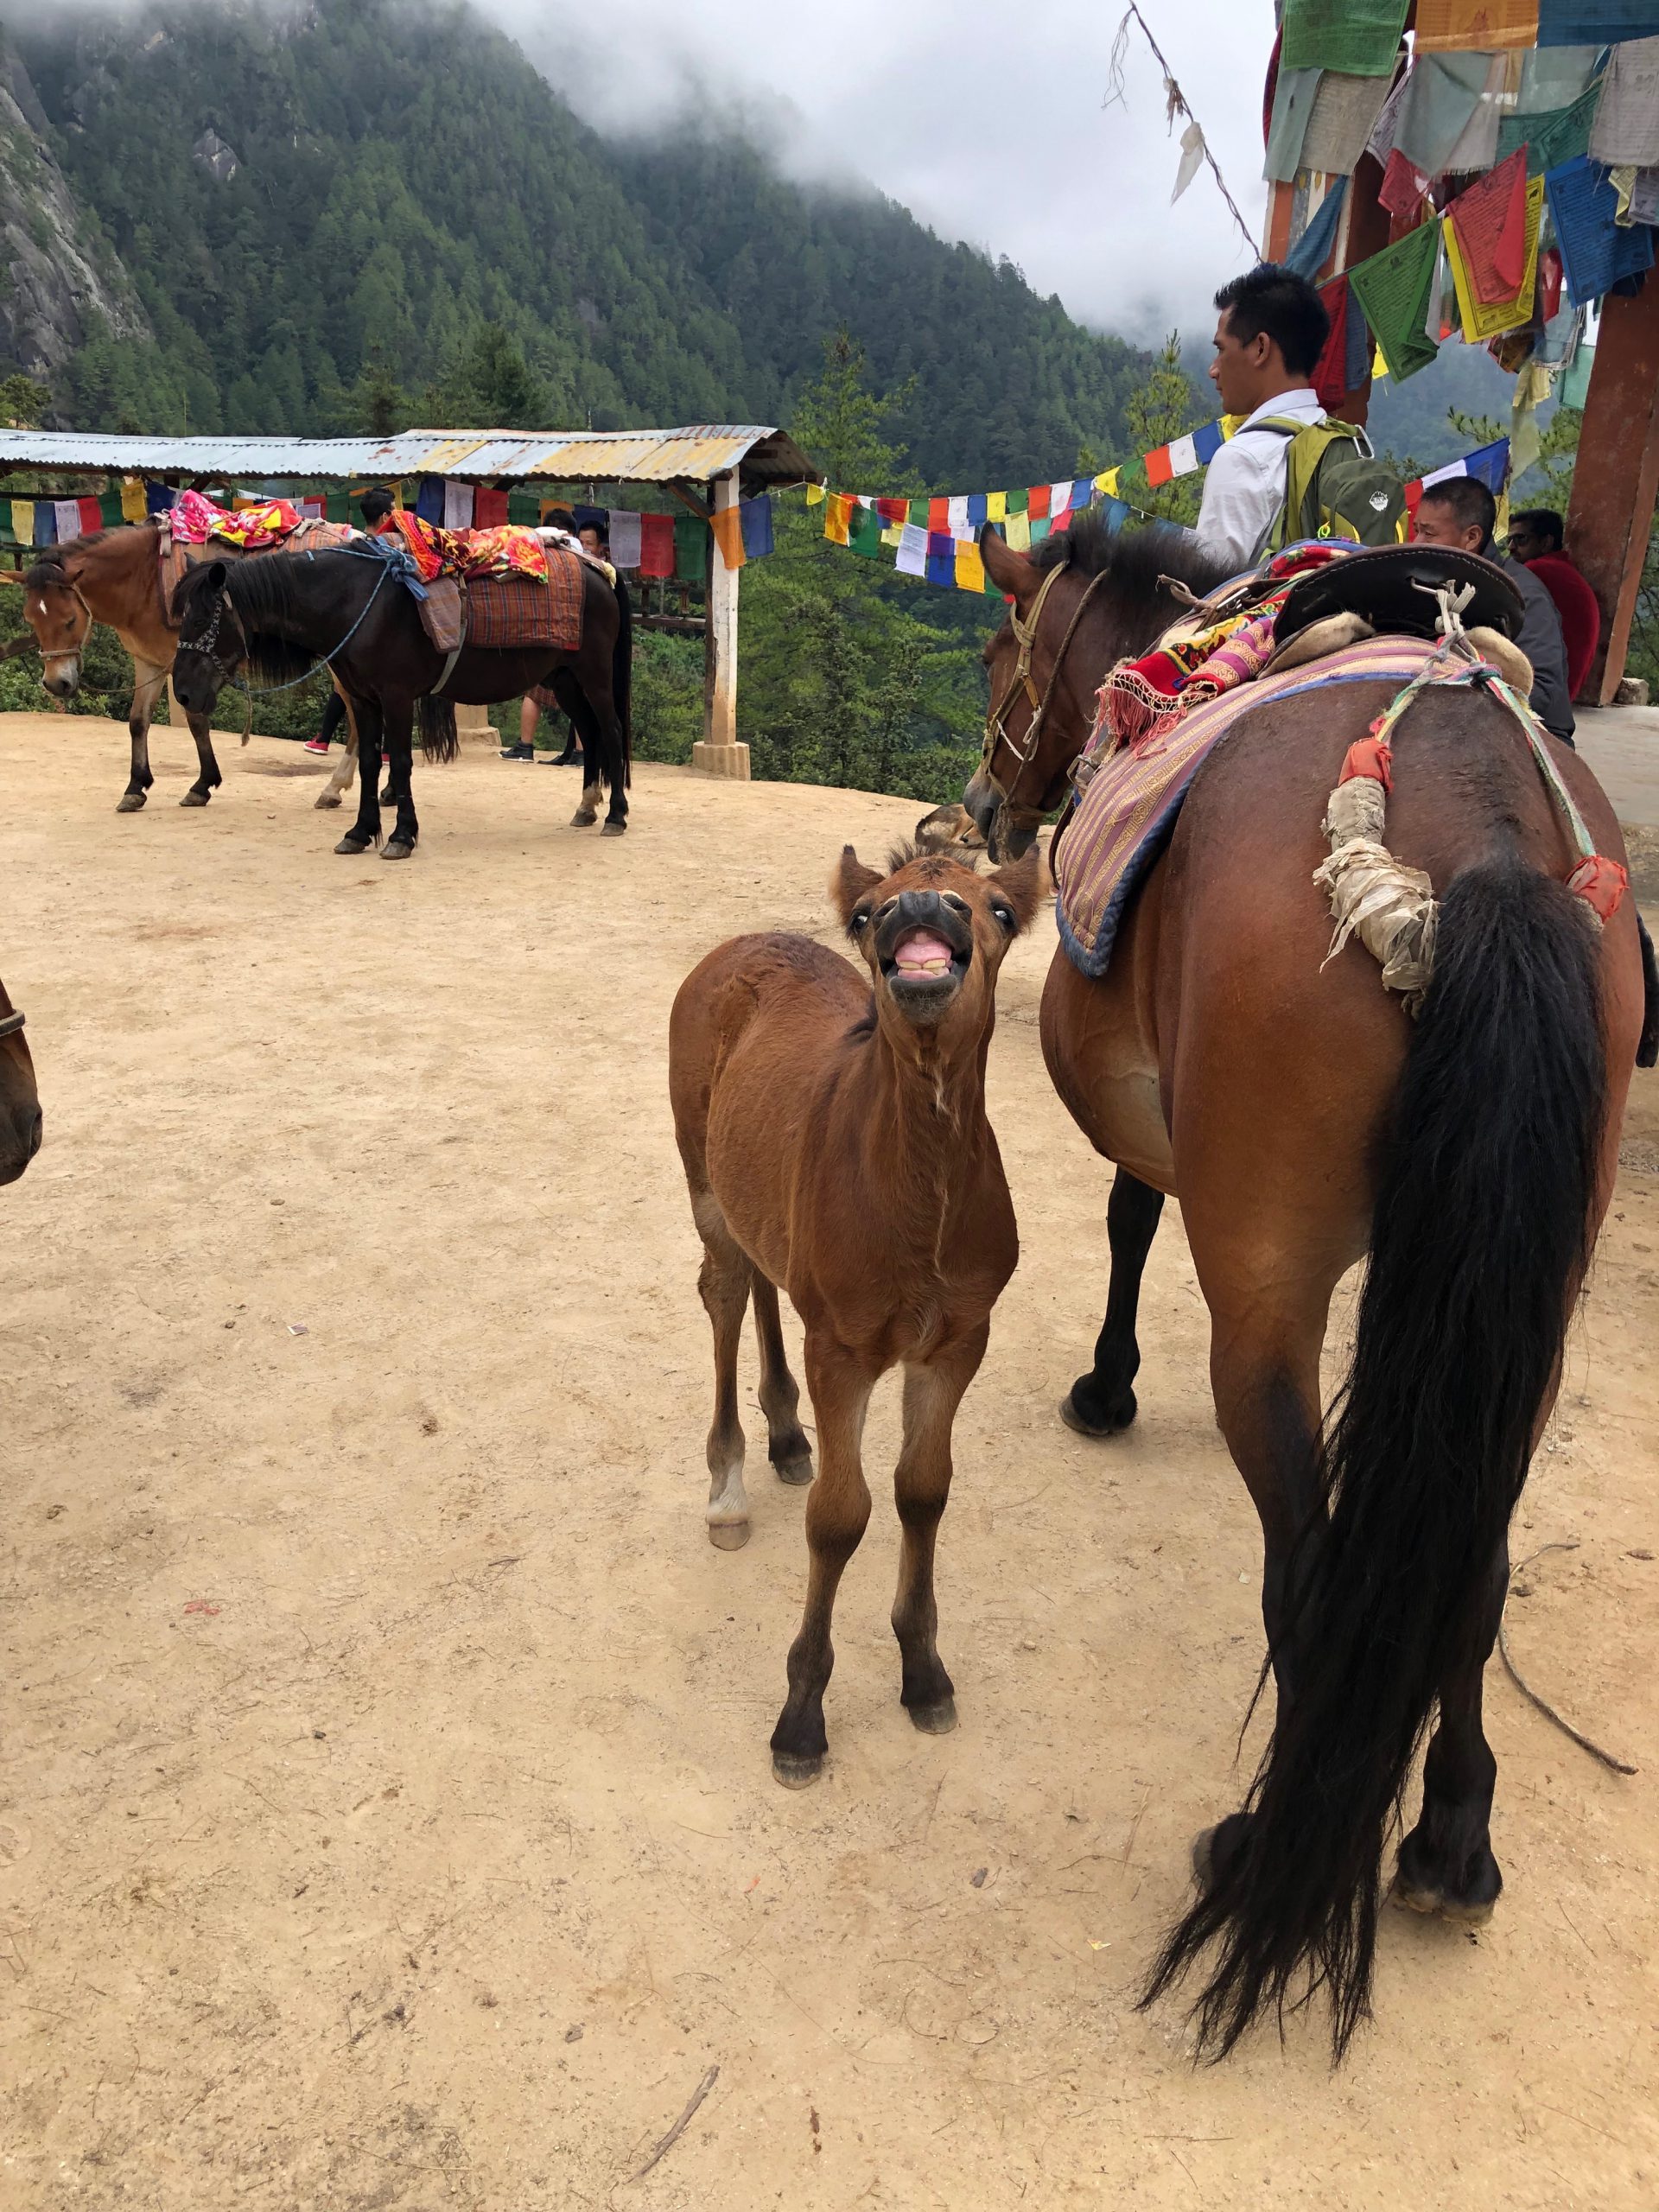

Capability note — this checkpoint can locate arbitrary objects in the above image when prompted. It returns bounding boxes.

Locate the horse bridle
[0,1009,24,1041]
[979,559,1113,817]
[179,583,249,690]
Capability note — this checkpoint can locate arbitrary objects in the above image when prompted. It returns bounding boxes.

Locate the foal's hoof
[314,789,342,810]
[707,1519,750,1552]
[907,1694,958,1737]
[570,809,597,829]
[601,818,626,836]
[1059,1384,1137,1438]
[116,793,147,814]
[382,836,415,861]
[772,1751,823,1790]
[180,789,211,809]
[334,832,372,855]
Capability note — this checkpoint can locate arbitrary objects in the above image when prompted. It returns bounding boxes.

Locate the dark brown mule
[669,842,1043,1785]
[962,512,1651,2059]
[0,968,42,1186]
[3,524,359,813]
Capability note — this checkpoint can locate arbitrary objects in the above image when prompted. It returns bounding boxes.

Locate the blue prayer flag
[967,493,988,527]
[1192,422,1225,466]
[415,474,445,524]
[1539,0,1659,44]
[144,480,175,514]
[1285,179,1348,279]
[740,493,774,558]
[33,503,56,547]
[1099,496,1132,534]
[1546,154,1657,307]
[925,530,956,588]
[1464,439,1511,493]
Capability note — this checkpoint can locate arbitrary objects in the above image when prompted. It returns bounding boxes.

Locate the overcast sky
[492,0,1277,341]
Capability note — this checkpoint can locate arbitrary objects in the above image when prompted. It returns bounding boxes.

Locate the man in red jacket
[1506,508,1603,702]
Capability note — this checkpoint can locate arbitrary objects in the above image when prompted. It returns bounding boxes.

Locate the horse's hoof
[1059,1385,1137,1439]
[379,784,394,806]
[382,837,415,861]
[601,819,626,836]
[570,810,597,829]
[772,1751,823,1790]
[116,793,147,814]
[772,1454,815,1487]
[334,833,372,855]
[907,1694,958,1737]
[707,1519,750,1551]
[1390,1850,1502,1925]
[180,789,211,809]
[314,791,342,810]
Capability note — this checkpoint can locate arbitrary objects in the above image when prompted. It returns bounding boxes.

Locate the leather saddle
[1275,544,1524,648]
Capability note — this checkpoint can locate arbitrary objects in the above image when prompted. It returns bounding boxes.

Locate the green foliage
[1122,334,1205,525]
[0,372,49,427]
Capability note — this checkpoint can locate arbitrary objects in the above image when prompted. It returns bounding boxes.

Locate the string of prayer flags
[1546,150,1658,302]
[1414,0,1539,49]
[1449,149,1532,302]
[1281,0,1409,77]
[1348,217,1442,381]
[675,513,710,582]
[638,512,675,578]
[1589,33,1659,162]
[1444,175,1547,340]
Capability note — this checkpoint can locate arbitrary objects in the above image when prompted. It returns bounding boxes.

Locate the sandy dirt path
[1,714,1656,2209]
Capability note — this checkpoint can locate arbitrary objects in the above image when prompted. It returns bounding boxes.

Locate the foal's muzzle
[877,888,974,1021]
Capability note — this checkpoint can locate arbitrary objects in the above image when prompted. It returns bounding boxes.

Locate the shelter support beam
[1566,277,1659,704]
[692,471,749,781]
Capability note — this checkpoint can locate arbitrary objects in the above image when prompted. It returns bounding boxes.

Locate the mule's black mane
[173,549,357,686]
[1030,508,1233,617]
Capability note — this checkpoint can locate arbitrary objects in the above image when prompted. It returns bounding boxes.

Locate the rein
[980,560,1113,817]
[0,1009,24,1040]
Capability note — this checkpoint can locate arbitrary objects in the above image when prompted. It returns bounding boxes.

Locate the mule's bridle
[0,1009,25,1040]
[979,559,1113,817]
[179,585,248,690]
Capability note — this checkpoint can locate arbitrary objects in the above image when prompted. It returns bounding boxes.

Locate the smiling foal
[670,843,1042,1786]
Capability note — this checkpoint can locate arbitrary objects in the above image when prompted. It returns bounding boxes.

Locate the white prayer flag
[895,523,929,576]
[1173,118,1205,204]
[442,479,474,531]
[54,499,82,542]
[607,510,643,569]
[947,495,970,538]
[1167,435,1201,478]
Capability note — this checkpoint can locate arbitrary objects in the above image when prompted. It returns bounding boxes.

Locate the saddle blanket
[156,518,357,624]
[466,556,584,655]
[1055,634,1442,980]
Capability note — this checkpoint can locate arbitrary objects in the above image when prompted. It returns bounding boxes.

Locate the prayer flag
[805,482,826,505]
[1560,337,1596,407]
[987,491,1008,522]
[927,496,950,533]
[1539,0,1659,44]
[823,493,853,547]
[1444,177,1546,340]
[1345,283,1372,389]
[1027,485,1051,519]
[1449,150,1531,304]
[895,523,928,576]
[1442,54,1508,172]
[607,510,643,569]
[1005,488,1028,517]
[326,488,352,524]
[415,474,444,524]
[849,503,886,557]
[740,494,774,559]
[1300,70,1394,176]
[472,486,509,529]
[639,512,675,577]
[77,496,103,536]
[947,494,969,537]
[1590,34,1659,164]
[955,540,987,594]
[33,503,57,547]
[1266,64,1322,182]
[876,497,907,525]
[926,531,956,588]
[1396,51,1493,174]
[1099,496,1132,535]
[1313,277,1352,412]
[1049,481,1072,513]
[1285,178,1348,281]
[50,499,79,540]
[442,480,474,532]
[1192,422,1225,465]
[967,493,988,527]
[1172,118,1205,203]
[1030,518,1052,544]
[146,480,175,514]
[1005,512,1032,551]
[99,487,125,528]
[678,512,714,580]
[1546,152,1656,304]
[1281,0,1409,76]
[507,489,540,526]
[1166,435,1201,478]
[10,500,32,544]
[1378,147,1432,222]
[1414,0,1539,50]
[1093,468,1121,498]
[1144,446,1174,488]
[1498,75,1603,171]
[1348,218,1442,381]
[120,475,147,524]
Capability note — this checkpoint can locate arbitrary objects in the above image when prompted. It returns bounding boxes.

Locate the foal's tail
[1146,856,1607,2062]
[418,694,458,764]
[613,576,632,787]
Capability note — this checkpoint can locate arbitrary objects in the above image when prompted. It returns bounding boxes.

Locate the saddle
[1275,544,1523,650]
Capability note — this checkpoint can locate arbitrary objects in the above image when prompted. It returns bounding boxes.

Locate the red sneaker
[303,739,331,754]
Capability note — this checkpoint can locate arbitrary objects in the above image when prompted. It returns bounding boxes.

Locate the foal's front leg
[771,1336,878,1788]
[891,1323,989,1733]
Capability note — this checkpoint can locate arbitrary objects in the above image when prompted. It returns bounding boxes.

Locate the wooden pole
[691,470,748,779]
[1565,278,1659,704]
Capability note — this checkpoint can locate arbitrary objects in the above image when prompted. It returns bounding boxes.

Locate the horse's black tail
[612,576,632,788]
[418,693,458,765]
[1144,856,1607,2063]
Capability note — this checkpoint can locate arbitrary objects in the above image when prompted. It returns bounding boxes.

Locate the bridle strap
[980,561,1113,815]
[0,1009,24,1039]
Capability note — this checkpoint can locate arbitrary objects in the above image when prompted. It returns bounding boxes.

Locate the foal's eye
[850,908,871,933]
[991,903,1015,931]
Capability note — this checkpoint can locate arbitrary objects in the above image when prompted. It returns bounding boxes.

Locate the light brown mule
[669,842,1042,1787]
[963,512,1649,2059]
[3,524,359,812]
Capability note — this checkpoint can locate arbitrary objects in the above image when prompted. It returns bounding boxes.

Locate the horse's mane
[173,551,321,686]
[24,521,155,588]
[1028,508,1234,622]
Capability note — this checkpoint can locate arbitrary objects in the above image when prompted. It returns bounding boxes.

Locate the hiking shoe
[499,742,535,760]
[303,738,331,755]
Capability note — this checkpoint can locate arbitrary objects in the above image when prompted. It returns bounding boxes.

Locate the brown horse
[0,968,41,1185]
[961,511,1650,2059]
[669,842,1042,1785]
[3,523,361,814]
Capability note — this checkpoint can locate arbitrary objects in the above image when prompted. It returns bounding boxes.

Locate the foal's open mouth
[881,925,970,1011]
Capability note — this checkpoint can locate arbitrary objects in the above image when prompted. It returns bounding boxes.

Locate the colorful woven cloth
[373,512,551,586]
[168,489,303,549]
[1055,636,1446,981]
[466,556,585,654]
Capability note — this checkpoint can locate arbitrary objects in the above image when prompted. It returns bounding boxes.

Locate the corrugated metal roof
[0,424,821,489]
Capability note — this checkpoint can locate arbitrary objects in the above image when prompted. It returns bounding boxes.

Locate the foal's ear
[987,847,1046,934]
[833,845,884,929]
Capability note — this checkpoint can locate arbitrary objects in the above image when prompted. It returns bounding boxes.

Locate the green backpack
[1257,417,1408,554]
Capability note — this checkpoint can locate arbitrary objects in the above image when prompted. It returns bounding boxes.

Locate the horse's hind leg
[1061,1168,1165,1437]
[181,712,223,807]
[556,678,605,830]
[692,1191,754,1549]
[890,1325,988,1735]
[119,662,162,813]
[1393,1541,1508,1923]
[752,1274,812,1484]
[382,706,418,861]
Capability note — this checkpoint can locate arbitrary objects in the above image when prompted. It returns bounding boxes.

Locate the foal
[670,842,1042,1786]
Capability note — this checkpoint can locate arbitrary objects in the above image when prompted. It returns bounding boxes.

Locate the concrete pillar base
[691,740,751,781]
[453,700,498,749]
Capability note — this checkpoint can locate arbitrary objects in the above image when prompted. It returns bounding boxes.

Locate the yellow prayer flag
[804,482,826,505]
[11,499,34,545]
[1004,512,1031,553]
[954,540,986,594]
[1093,468,1120,499]
[986,490,1007,523]
[1221,414,1247,441]
[120,475,147,524]
[880,523,903,549]
[823,492,853,547]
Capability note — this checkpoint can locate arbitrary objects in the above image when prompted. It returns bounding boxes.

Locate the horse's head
[169,561,242,719]
[0,971,41,1185]
[17,556,93,700]
[834,840,1044,1056]
[964,513,1235,861]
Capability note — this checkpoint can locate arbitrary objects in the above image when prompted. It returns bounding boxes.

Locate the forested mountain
[0,0,1151,487]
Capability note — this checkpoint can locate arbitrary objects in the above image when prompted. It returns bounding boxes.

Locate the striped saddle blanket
[466,554,584,655]
[1054,633,1441,980]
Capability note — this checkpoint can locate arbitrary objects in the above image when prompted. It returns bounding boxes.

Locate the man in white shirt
[1193,264,1332,572]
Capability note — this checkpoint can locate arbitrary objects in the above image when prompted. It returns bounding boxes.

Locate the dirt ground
[2,710,1657,2210]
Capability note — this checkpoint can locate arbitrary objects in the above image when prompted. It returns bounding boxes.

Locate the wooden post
[691,470,749,779]
[1565,277,1659,704]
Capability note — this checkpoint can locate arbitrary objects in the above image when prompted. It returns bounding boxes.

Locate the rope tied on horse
[1315,591,1630,1014]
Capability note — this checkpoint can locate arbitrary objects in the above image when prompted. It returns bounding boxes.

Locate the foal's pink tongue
[893,930,955,976]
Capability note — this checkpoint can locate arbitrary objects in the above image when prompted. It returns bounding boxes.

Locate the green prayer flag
[849,502,885,557]
[508,488,541,527]
[1004,487,1028,517]
[1029,517,1052,544]
[1281,0,1408,77]
[1497,79,1601,176]
[672,513,708,582]
[99,486,126,527]
[326,488,351,524]
[1347,219,1441,385]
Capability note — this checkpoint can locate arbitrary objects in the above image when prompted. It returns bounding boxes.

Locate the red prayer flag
[639,512,675,577]
[79,496,104,535]
[927,496,950,532]
[876,497,907,525]
[1027,485,1051,519]
[1448,149,1530,307]
[1144,446,1174,489]
[1313,278,1351,415]
[1379,148,1431,224]
[1538,246,1564,327]
[472,486,509,529]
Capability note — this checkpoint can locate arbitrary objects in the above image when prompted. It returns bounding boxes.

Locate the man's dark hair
[1511,505,1566,551]
[543,505,577,532]
[1214,263,1331,378]
[359,486,395,524]
[1418,475,1497,541]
